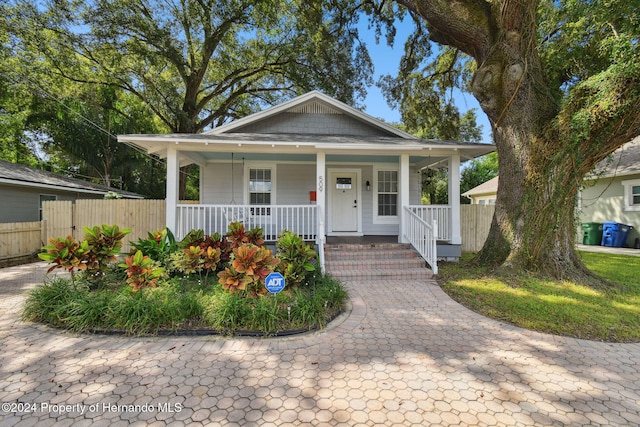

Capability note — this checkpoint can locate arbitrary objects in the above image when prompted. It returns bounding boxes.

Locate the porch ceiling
[186,151,443,164]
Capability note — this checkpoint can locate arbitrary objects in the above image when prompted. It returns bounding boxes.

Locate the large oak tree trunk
[397,0,639,281]
[467,8,579,276]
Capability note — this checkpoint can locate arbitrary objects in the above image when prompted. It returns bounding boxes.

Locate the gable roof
[205,90,417,139]
[118,91,495,166]
[462,176,499,198]
[590,136,640,179]
[0,160,143,198]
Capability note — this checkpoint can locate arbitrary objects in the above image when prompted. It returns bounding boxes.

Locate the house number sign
[318,176,324,192]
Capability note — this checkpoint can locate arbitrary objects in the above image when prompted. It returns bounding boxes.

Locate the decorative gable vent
[288,101,341,115]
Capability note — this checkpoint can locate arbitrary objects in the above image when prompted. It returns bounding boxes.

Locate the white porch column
[399,154,410,243]
[165,145,180,234]
[448,153,462,245]
[316,152,326,240]
[316,152,326,270]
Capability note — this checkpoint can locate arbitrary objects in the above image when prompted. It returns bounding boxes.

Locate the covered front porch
[162,146,464,273]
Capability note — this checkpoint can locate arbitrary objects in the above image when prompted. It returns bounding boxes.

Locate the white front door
[330,171,359,232]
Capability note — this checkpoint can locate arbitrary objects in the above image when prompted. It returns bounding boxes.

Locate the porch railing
[406,205,451,242]
[403,206,438,275]
[176,204,318,242]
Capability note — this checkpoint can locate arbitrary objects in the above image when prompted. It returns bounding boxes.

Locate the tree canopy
[8,0,374,133]
[2,0,378,196]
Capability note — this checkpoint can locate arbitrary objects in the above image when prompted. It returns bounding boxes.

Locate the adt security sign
[265,272,285,293]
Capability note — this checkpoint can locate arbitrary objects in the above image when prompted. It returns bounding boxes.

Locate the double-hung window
[249,168,272,215]
[622,179,640,212]
[374,169,398,223]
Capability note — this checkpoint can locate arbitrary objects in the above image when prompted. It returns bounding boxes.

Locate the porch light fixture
[366,180,371,191]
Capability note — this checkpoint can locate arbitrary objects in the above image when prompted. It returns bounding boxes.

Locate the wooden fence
[0,221,44,260]
[461,204,495,253]
[40,199,497,255]
[42,199,166,253]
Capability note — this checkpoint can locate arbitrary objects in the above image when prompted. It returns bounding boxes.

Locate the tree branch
[395,0,495,62]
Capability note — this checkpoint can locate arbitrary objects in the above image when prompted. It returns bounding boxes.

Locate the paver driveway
[1,262,640,426]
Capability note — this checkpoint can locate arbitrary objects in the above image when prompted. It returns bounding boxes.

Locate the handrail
[403,206,438,275]
[406,205,450,242]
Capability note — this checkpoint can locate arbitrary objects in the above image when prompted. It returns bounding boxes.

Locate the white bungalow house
[118,91,494,273]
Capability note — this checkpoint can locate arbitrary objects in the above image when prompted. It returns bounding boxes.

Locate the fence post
[40,220,47,247]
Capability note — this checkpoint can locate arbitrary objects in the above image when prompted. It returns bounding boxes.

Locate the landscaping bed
[23,224,348,336]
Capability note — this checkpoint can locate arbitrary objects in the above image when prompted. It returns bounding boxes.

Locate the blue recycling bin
[600,222,632,248]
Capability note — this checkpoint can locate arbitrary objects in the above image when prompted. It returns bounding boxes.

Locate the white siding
[201,160,425,237]
[358,164,398,235]
[276,164,316,204]
[201,163,245,204]
[410,166,422,204]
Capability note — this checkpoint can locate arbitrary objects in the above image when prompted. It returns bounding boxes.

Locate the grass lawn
[438,251,640,342]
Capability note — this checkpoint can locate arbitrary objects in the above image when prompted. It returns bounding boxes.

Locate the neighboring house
[462,176,498,205]
[461,136,640,248]
[118,91,494,270]
[0,160,143,223]
[580,136,640,248]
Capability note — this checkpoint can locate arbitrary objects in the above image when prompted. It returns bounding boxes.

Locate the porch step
[324,243,433,281]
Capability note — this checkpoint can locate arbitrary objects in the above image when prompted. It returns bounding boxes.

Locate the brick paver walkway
[1,262,640,426]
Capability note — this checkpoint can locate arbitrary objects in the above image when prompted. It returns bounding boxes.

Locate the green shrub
[290,288,325,329]
[22,277,82,326]
[38,224,130,286]
[206,291,252,334]
[104,284,203,334]
[37,236,92,277]
[61,291,112,332]
[217,245,279,296]
[119,250,165,291]
[130,228,177,263]
[249,295,283,334]
[83,224,131,270]
[276,230,317,286]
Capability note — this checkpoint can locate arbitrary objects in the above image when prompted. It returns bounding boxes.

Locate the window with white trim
[622,179,640,212]
[249,168,272,215]
[376,170,398,220]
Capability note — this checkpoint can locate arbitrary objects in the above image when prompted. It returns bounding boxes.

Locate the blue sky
[357,19,493,143]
